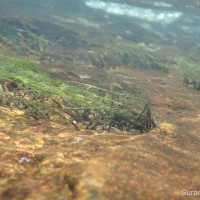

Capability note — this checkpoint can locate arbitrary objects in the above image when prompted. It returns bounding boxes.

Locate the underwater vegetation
[0,17,176,133]
[0,54,156,133]
[0,17,85,66]
[87,42,169,72]
[88,43,200,95]
[0,17,169,73]
[176,56,200,91]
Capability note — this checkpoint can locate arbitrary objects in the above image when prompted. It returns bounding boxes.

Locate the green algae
[87,42,168,71]
[0,17,168,73]
[176,56,200,90]
[0,54,155,132]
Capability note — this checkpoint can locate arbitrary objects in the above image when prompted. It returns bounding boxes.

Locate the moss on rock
[0,54,156,132]
[87,42,168,72]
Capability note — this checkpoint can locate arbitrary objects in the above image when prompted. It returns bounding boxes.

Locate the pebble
[71,137,84,144]
[18,156,31,164]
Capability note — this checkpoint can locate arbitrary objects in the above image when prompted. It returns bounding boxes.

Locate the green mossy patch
[87,42,168,72]
[176,56,200,90]
[0,54,156,132]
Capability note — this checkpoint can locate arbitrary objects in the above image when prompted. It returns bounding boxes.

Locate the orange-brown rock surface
[1,67,200,200]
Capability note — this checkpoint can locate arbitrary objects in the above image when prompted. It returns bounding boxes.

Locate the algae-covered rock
[87,42,168,72]
[0,54,156,132]
[176,56,200,90]
[0,17,169,76]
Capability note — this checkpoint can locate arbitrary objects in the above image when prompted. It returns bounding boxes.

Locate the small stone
[18,156,31,164]
[71,137,84,144]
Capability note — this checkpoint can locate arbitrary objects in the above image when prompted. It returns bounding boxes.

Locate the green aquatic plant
[0,17,168,75]
[176,56,200,90]
[0,54,156,132]
[87,42,168,72]
[0,17,62,58]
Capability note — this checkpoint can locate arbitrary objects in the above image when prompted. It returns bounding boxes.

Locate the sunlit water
[85,0,182,24]
[0,0,200,52]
